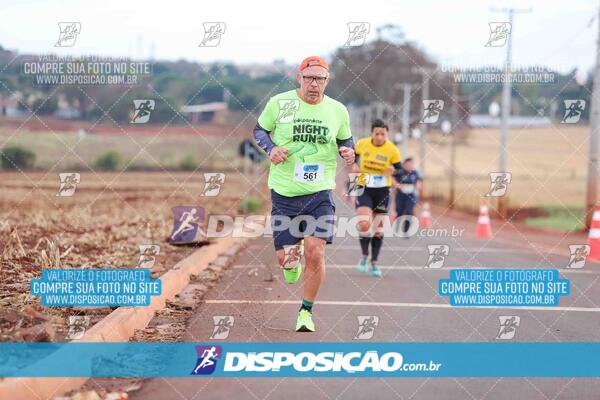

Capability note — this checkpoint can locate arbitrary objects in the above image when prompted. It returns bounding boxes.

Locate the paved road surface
[132,192,600,400]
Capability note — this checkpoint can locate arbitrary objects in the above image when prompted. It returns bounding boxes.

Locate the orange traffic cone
[476,204,493,238]
[587,205,600,259]
[420,202,431,228]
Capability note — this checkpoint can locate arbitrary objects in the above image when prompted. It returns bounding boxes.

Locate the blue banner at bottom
[0,342,599,378]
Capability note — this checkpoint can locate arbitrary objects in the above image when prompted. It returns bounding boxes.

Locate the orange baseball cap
[299,56,329,71]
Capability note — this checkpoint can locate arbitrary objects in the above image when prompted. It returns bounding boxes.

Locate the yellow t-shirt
[355,138,401,187]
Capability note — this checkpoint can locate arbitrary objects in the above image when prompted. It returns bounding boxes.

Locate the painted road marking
[232,264,600,275]
[335,245,529,253]
[203,299,600,313]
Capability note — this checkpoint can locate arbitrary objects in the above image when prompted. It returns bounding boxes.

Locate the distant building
[0,94,22,116]
[180,102,228,124]
[54,94,81,119]
[238,62,293,78]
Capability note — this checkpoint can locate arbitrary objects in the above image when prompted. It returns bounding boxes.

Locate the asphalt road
[132,193,600,400]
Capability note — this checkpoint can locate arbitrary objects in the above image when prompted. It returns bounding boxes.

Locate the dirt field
[0,171,266,342]
[403,125,591,227]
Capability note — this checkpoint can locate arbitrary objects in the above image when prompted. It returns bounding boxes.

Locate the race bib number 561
[294,163,324,183]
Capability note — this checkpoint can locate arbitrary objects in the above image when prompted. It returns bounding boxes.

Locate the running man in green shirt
[253,56,355,332]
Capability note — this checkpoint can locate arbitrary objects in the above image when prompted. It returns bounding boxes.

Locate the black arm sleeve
[336,136,355,151]
[392,162,404,180]
[252,123,276,155]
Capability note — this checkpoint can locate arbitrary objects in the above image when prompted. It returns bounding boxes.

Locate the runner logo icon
[199,23,226,47]
[426,245,449,269]
[210,316,234,340]
[276,100,299,123]
[566,244,590,269]
[131,100,155,124]
[192,345,222,375]
[56,172,80,197]
[485,172,512,197]
[562,100,586,124]
[354,316,379,340]
[496,316,520,340]
[485,22,511,47]
[55,22,81,47]
[345,22,370,47]
[421,100,444,123]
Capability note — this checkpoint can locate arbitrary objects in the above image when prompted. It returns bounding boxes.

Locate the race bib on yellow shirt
[367,174,387,188]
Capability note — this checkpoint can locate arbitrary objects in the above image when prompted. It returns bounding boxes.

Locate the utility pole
[586,1,600,229]
[492,7,531,219]
[420,76,429,177]
[449,84,459,209]
[412,66,437,200]
[365,106,372,138]
[401,83,411,159]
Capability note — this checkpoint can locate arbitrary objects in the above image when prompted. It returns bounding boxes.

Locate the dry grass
[0,128,245,171]
[404,125,591,211]
[0,170,267,341]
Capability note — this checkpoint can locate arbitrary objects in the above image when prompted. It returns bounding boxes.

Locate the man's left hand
[339,146,355,166]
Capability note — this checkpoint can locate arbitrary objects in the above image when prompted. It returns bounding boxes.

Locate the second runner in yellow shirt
[353,119,402,277]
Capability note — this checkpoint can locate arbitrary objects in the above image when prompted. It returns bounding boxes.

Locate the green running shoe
[296,309,315,332]
[356,257,369,273]
[370,261,382,277]
[283,262,302,284]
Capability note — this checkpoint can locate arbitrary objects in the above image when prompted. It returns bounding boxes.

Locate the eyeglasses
[301,75,328,85]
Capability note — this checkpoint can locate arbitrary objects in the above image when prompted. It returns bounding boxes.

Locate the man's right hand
[269,146,288,164]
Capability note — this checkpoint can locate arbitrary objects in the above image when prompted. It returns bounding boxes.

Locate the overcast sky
[0,0,597,73]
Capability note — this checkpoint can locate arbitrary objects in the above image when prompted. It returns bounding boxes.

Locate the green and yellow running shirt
[257,89,352,197]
